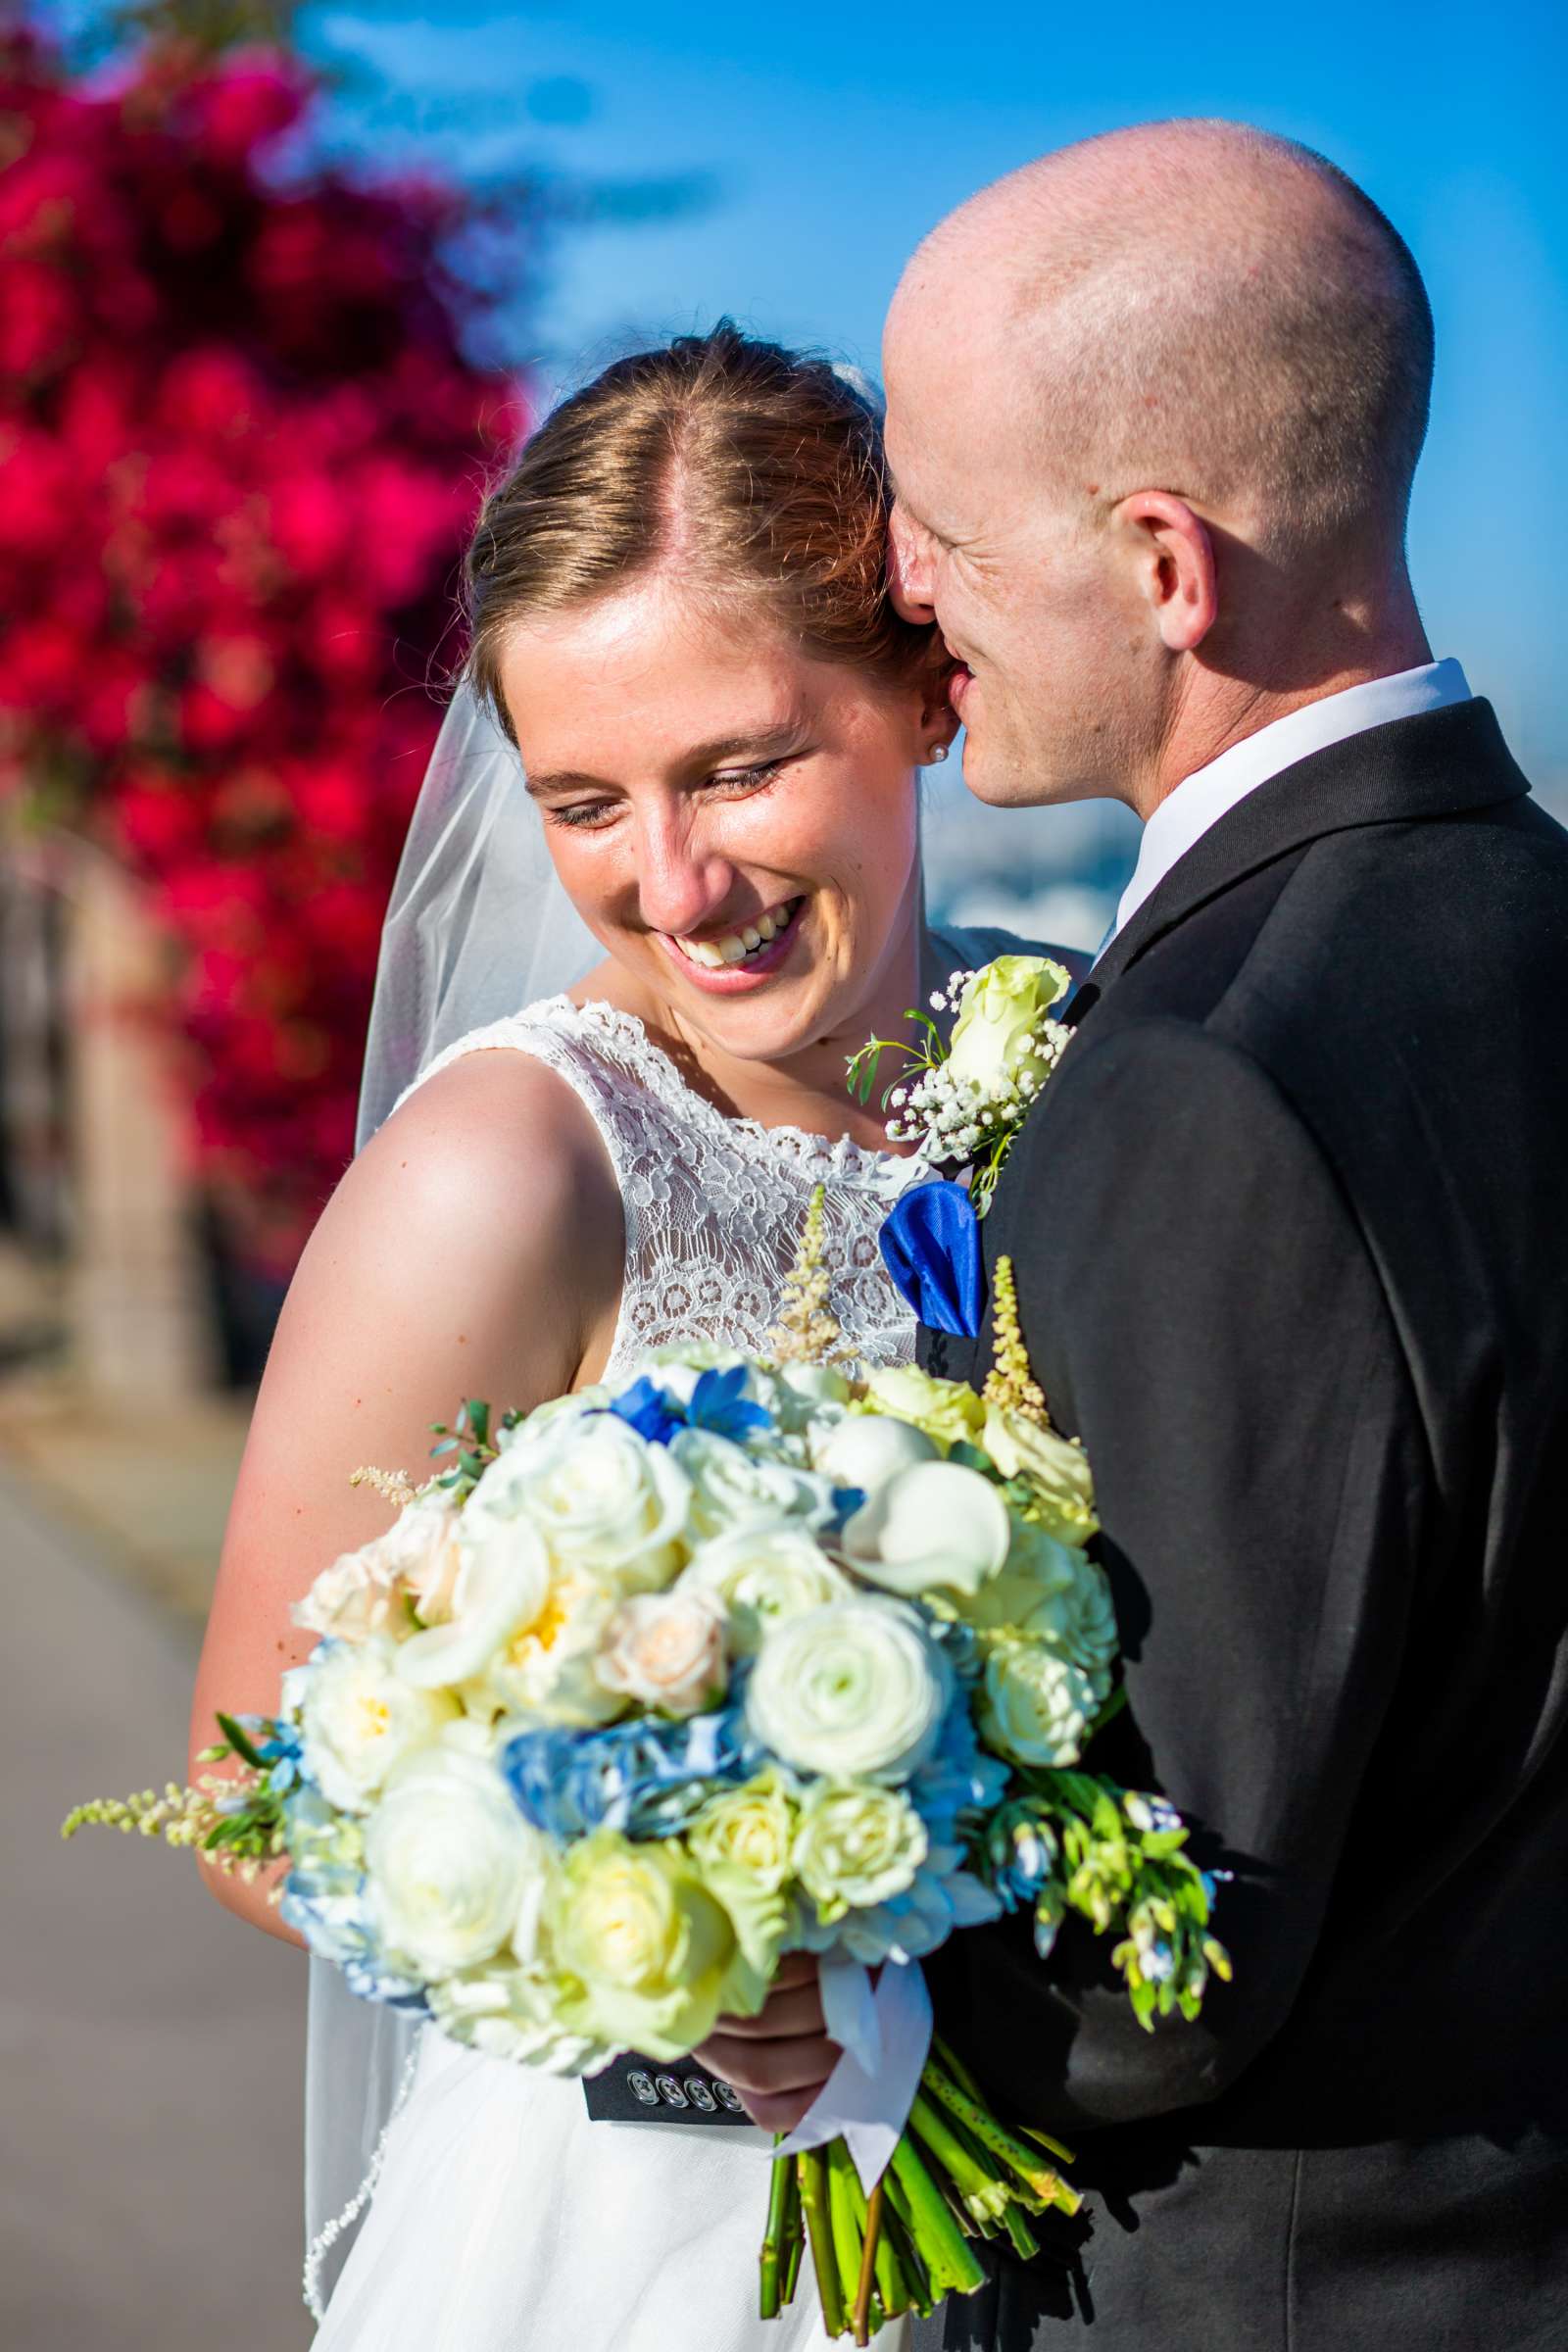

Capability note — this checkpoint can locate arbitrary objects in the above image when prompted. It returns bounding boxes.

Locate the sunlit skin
[882,129,1431,817]
[497,573,956,1143]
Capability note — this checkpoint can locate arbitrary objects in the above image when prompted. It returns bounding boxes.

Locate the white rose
[364,1740,550,1979]
[746,1598,953,1784]
[812,1412,939,1498]
[978,1638,1098,1768]
[595,1588,728,1716]
[395,1509,552,1690]
[946,955,1070,1096]
[427,1965,610,2075]
[481,1564,625,1727]
[670,1427,836,1541]
[297,1634,458,1813]
[679,1521,850,1655]
[495,1412,692,1592]
[292,1490,463,1642]
[292,1551,403,1644]
[951,1526,1117,1689]
[842,1460,1012,1598]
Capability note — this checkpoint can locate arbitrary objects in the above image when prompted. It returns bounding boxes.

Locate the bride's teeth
[680,937,724,968]
[755,912,776,942]
[741,926,761,952]
[716,934,749,964]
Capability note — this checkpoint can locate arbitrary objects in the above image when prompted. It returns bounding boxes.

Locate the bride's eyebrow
[524,725,808,797]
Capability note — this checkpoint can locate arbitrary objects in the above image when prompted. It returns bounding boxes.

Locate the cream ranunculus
[670,1427,836,1541]
[494,1411,693,1593]
[946,954,1071,1096]
[842,1460,1012,1599]
[811,1410,939,1498]
[978,1637,1099,1768]
[860,1365,986,1452]
[297,1635,458,1813]
[791,1781,928,1921]
[982,1403,1100,1545]
[678,1521,849,1655]
[364,1739,550,1978]
[686,1770,799,1893]
[595,1588,728,1717]
[548,1831,747,2060]
[746,1598,953,1784]
[481,1563,626,1727]
[395,1508,552,1690]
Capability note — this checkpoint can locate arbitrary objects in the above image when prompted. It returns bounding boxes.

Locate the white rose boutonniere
[848,952,1072,1212]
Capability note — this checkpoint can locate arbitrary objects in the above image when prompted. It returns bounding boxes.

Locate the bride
[190,323,1068,2349]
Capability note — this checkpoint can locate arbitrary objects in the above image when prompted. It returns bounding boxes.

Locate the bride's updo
[465,322,935,734]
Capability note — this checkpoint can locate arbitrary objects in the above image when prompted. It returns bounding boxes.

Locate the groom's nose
[888,502,937,623]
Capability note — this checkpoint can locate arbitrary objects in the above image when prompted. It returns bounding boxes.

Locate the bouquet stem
[756,2052,1066,2333]
[851,2178,886,2343]
[760,2145,796,2319]
[798,2148,846,2337]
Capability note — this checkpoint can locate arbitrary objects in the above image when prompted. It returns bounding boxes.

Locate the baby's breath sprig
[847,958,1071,1215]
[768,1183,847,1365]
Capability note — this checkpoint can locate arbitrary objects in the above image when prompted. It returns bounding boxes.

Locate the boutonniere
[849,954,1073,1215]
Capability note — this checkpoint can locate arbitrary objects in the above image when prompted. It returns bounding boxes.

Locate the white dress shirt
[1104,658,1473,952]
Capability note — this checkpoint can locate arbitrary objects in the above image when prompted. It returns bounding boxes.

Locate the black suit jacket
[916,701,1568,2350]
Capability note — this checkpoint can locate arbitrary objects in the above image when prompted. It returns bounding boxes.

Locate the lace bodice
[399,995,923,1378]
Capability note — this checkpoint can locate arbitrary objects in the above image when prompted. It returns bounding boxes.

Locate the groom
[876,122,1568,2346]
[706,121,1568,2346]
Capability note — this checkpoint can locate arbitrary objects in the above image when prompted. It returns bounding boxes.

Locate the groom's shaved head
[891,119,1432,554]
[883,122,1437,809]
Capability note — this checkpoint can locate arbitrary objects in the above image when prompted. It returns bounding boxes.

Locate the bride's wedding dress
[312,993,924,2352]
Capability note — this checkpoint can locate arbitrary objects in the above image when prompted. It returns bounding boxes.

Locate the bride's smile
[498,569,955,1098]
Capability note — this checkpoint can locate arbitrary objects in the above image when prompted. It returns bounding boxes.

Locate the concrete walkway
[1,1464,310,2352]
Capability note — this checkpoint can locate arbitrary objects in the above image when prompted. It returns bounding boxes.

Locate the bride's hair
[464,321,936,737]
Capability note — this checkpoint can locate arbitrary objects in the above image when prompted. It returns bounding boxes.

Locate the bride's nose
[633,807,738,939]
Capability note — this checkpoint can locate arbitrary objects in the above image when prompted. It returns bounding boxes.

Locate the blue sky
[303,0,1566,789]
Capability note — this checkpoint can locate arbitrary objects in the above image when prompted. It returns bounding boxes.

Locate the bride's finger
[709,1983,825,2041]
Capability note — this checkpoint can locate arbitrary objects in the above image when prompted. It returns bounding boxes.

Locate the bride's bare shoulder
[285,1045,624,1399]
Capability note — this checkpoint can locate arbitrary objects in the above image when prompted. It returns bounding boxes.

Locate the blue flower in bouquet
[278,1788,426,2010]
[609,1377,685,1447]
[984,1799,1062,1912]
[501,1692,762,1843]
[908,1692,1011,1845]
[687,1365,772,1444]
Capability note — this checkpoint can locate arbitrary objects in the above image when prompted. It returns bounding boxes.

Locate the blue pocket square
[879,1178,984,1339]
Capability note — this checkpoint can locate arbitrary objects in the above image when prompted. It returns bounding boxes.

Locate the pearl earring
[927,743,950,764]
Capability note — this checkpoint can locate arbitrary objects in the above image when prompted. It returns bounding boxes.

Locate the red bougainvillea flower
[0,24,533,1277]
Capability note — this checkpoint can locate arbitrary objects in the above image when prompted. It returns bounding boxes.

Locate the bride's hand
[694,1953,836,2133]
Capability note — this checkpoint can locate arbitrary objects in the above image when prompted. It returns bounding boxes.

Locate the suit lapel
[1087,697,1528,1007]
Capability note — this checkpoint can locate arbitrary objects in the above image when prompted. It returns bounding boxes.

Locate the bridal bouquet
[65,1197,1227,2343]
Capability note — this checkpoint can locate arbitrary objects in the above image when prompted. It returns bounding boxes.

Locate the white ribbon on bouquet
[768,1956,933,2193]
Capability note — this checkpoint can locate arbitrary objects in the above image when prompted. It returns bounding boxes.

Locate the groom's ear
[1111,491,1217,655]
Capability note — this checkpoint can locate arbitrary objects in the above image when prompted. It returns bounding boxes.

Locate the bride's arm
[188,1051,622,1944]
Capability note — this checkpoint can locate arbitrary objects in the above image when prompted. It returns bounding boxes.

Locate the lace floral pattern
[398,996,923,1377]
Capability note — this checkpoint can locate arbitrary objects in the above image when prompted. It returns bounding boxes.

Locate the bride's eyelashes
[544,760,787,834]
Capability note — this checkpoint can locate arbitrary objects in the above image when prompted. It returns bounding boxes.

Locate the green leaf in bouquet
[213,1712,268,1771]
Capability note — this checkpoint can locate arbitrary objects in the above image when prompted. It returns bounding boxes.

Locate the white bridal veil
[304,685,600,2316]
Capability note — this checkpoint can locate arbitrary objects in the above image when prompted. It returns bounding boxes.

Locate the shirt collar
[1106,659,1473,950]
